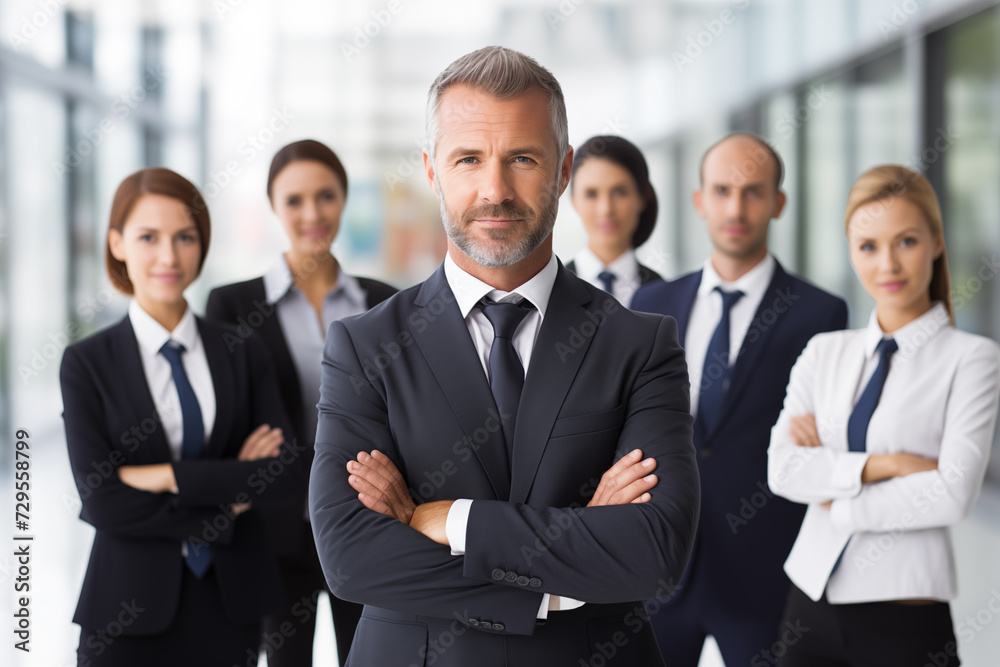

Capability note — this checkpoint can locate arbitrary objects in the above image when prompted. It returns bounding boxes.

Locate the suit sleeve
[829,339,1000,532]
[60,345,235,544]
[309,321,545,636]
[171,335,306,509]
[460,316,700,603]
[768,336,870,503]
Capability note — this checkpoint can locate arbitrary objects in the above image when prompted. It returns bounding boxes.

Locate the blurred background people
[768,165,1000,667]
[633,134,847,666]
[60,167,304,666]
[566,135,661,304]
[206,140,396,667]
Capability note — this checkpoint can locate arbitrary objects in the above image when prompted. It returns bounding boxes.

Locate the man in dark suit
[307,46,700,667]
[632,133,848,666]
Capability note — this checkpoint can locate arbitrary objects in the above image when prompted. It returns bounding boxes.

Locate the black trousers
[261,524,364,666]
[77,565,259,667]
[776,584,961,667]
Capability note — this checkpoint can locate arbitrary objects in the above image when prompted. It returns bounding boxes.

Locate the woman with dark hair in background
[61,167,304,666]
[567,134,662,305]
[768,165,1000,666]
[207,139,396,666]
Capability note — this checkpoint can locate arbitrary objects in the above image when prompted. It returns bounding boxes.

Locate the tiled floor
[6,424,1000,666]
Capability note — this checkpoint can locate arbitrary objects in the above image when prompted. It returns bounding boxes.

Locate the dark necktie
[697,287,745,435]
[597,271,617,295]
[478,298,535,463]
[160,341,212,577]
[847,338,898,452]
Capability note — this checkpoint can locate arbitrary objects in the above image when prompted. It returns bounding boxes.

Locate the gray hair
[425,46,569,164]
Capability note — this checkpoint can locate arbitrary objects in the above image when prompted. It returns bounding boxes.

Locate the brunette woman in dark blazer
[61,167,306,666]
[206,139,396,666]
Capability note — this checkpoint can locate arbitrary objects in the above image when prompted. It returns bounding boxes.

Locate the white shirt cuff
[832,452,870,496]
[445,498,474,556]
[536,594,585,619]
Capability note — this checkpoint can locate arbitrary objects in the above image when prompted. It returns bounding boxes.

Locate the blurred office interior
[2,0,1000,664]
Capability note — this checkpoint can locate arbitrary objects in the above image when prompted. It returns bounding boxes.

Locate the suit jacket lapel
[509,265,596,504]
[411,266,511,500]
[117,317,173,463]
[673,271,701,348]
[198,317,235,458]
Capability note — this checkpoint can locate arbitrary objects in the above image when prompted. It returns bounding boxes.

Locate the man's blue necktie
[478,298,535,464]
[697,287,745,435]
[597,271,617,295]
[847,338,898,452]
[159,341,212,577]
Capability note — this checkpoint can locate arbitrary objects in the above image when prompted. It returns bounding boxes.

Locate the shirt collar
[444,251,558,320]
[699,253,776,301]
[128,299,199,355]
[573,246,639,282]
[862,301,950,359]
[263,254,366,308]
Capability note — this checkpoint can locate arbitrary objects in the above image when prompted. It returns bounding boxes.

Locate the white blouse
[768,302,1000,603]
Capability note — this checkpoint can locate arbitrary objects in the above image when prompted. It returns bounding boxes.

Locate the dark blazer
[564,258,662,291]
[205,274,397,555]
[631,261,848,620]
[308,262,700,667]
[60,315,306,634]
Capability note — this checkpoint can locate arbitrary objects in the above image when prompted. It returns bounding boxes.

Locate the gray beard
[437,176,559,268]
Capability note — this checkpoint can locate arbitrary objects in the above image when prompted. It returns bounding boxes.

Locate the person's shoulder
[943,327,1000,362]
[206,276,265,303]
[355,276,399,306]
[631,270,700,310]
[780,266,846,307]
[62,317,131,371]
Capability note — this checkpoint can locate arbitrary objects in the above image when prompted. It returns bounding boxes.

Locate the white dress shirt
[571,246,642,306]
[768,302,1000,603]
[441,251,583,617]
[129,300,217,558]
[129,300,216,460]
[685,254,775,418]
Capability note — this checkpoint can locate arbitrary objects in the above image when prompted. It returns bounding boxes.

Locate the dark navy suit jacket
[60,315,306,634]
[308,261,700,667]
[631,261,847,619]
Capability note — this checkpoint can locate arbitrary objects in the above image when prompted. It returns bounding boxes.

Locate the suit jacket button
[517,576,529,586]
[529,578,542,588]
[469,619,481,627]
[492,569,505,580]
[505,571,518,583]
[699,448,712,460]
[494,623,505,631]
